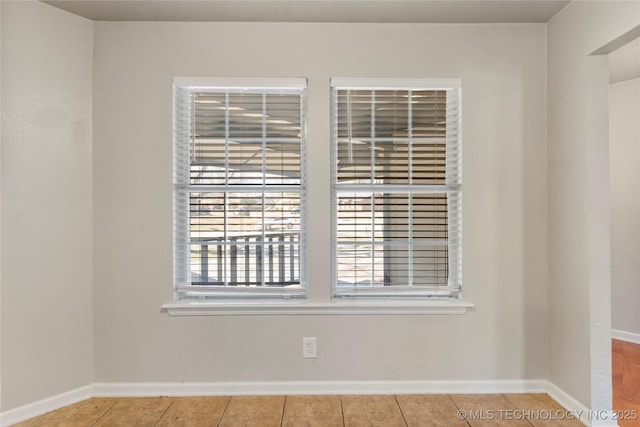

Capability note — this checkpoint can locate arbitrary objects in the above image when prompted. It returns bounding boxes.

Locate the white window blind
[173,78,307,300]
[331,78,461,298]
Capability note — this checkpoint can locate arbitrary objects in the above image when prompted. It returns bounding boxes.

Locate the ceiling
[41,0,570,23]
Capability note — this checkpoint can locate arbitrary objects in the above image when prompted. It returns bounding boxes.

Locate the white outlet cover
[303,337,317,359]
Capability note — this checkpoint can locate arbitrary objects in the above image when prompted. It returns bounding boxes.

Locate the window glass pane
[332,81,460,295]
[190,92,303,187]
[411,140,446,185]
[412,194,448,240]
[335,89,448,185]
[228,93,264,139]
[188,242,223,285]
[336,243,373,287]
[412,245,448,285]
[375,139,409,185]
[265,93,301,139]
[375,193,410,242]
[189,240,300,287]
[191,93,226,185]
[372,90,410,184]
[174,81,306,297]
[336,90,373,183]
[265,138,301,185]
[190,192,225,239]
[262,193,301,234]
[226,142,264,186]
[336,191,449,287]
[336,192,373,242]
[384,245,411,286]
[227,93,264,186]
[188,192,300,287]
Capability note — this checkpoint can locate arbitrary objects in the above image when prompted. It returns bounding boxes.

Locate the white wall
[0,1,94,411]
[547,0,640,413]
[610,77,640,338]
[92,22,548,385]
[0,0,4,413]
[609,38,640,84]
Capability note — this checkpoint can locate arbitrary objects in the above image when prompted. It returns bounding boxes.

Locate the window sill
[161,298,474,316]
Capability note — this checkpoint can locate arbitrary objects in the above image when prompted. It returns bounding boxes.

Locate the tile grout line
[90,399,120,427]
[446,394,472,427]
[280,395,288,427]
[394,395,409,427]
[153,398,175,427]
[216,396,233,427]
[501,394,535,427]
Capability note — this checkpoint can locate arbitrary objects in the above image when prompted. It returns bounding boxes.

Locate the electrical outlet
[303,337,317,359]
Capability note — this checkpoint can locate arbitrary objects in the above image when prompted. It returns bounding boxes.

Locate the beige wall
[610,77,640,337]
[93,22,548,384]
[1,1,94,411]
[547,0,640,412]
[0,0,3,412]
[2,0,639,415]
[609,38,640,84]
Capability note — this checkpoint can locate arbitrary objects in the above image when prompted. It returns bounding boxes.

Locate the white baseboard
[92,379,547,397]
[612,329,640,345]
[0,384,93,427]
[546,382,619,427]
[546,381,590,426]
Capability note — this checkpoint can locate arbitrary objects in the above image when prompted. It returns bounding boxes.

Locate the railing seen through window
[174,78,307,299]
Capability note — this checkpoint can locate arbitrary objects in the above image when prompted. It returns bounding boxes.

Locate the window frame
[172,77,308,302]
[330,78,463,301]
[164,77,472,315]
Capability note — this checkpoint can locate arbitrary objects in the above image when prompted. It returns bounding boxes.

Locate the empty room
[1,0,639,426]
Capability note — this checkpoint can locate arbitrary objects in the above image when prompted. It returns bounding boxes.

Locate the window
[168,77,468,314]
[331,79,462,299]
[173,78,306,300]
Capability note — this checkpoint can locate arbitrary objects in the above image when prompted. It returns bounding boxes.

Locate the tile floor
[13,393,586,426]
